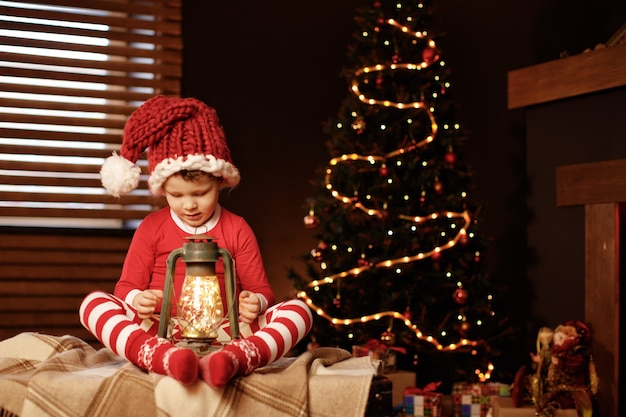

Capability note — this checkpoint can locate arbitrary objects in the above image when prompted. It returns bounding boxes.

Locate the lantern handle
[220,247,240,340]
[158,247,183,338]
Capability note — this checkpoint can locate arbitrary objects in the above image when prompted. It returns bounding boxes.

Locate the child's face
[163,173,220,227]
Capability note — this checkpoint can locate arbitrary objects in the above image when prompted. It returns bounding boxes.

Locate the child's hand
[133,289,163,319]
[238,290,260,324]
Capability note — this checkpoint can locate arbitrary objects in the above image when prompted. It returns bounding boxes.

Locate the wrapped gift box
[452,382,511,417]
[404,392,442,416]
[453,393,490,417]
[481,382,511,397]
[385,370,416,406]
[492,397,578,417]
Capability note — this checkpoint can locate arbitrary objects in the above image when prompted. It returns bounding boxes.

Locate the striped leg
[79,291,199,385]
[199,298,312,388]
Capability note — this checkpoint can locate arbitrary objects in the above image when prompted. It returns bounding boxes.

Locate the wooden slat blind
[0,0,181,227]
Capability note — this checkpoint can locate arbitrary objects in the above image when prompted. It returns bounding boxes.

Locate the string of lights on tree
[290,0,503,383]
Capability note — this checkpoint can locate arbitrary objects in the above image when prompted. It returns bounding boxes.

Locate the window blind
[0,0,182,228]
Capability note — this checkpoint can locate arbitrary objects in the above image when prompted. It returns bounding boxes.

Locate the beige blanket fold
[0,333,380,417]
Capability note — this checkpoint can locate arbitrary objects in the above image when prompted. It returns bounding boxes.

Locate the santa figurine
[536,320,598,417]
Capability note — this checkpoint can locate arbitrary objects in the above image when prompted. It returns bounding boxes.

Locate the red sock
[199,337,269,389]
[130,333,199,385]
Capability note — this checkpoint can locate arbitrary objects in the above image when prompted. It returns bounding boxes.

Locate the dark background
[180,0,626,358]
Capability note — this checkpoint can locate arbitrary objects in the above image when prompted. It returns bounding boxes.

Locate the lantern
[158,234,239,355]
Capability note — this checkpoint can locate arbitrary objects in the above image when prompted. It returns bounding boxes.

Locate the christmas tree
[289,0,512,389]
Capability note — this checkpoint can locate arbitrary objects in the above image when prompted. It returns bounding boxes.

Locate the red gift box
[404,383,442,417]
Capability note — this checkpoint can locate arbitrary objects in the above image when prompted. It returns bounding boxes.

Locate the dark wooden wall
[0,227,133,345]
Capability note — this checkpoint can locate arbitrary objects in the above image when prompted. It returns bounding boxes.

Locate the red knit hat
[100,95,240,196]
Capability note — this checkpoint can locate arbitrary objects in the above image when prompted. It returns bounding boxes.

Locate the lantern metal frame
[157,234,239,354]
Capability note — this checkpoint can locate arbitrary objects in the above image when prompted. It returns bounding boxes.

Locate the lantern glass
[177,274,224,339]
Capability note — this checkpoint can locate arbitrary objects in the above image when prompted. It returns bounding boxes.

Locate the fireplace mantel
[508,42,626,109]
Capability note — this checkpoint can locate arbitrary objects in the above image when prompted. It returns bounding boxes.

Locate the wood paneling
[556,159,626,207]
[0,228,133,347]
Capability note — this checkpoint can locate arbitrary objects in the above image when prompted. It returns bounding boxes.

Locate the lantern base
[175,338,224,357]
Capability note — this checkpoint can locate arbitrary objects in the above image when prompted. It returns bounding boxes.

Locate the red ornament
[310,248,322,261]
[333,295,341,308]
[433,180,444,195]
[403,307,412,320]
[422,46,438,64]
[357,258,369,267]
[380,330,396,346]
[431,251,441,261]
[307,340,320,350]
[459,321,471,336]
[453,288,469,304]
[307,336,320,351]
[303,213,320,229]
[351,117,366,134]
[444,151,457,167]
[379,164,389,176]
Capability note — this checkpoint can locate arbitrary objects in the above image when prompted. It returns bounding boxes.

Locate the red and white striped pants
[79,291,313,364]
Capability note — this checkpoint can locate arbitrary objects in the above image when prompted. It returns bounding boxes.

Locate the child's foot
[199,349,239,389]
[163,347,200,385]
[199,338,267,388]
[135,337,199,385]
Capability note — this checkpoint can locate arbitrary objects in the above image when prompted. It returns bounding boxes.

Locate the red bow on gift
[404,381,442,395]
[364,339,408,354]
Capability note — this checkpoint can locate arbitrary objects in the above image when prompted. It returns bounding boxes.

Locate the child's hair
[177,170,223,184]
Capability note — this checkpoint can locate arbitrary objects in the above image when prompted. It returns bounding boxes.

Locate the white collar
[170,204,221,235]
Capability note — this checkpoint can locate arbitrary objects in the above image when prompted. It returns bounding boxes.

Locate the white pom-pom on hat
[100,152,141,197]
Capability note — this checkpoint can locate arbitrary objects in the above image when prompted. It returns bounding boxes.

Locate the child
[79,95,313,388]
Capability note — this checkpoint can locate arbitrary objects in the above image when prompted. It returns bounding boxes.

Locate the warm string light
[296,292,482,352]
[386,18,427,39]
[297,288,493,379]
[177,274,224,339]
[325,111,438,216]
[476,363,495,382]
[352,64,427,109]
[301,214,477,346]
[351,18,440,109]
[308,210,470,283]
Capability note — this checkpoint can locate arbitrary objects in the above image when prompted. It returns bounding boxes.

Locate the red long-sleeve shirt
[114,205,275,315]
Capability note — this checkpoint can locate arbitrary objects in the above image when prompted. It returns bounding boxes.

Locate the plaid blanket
[0,333,379,417]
